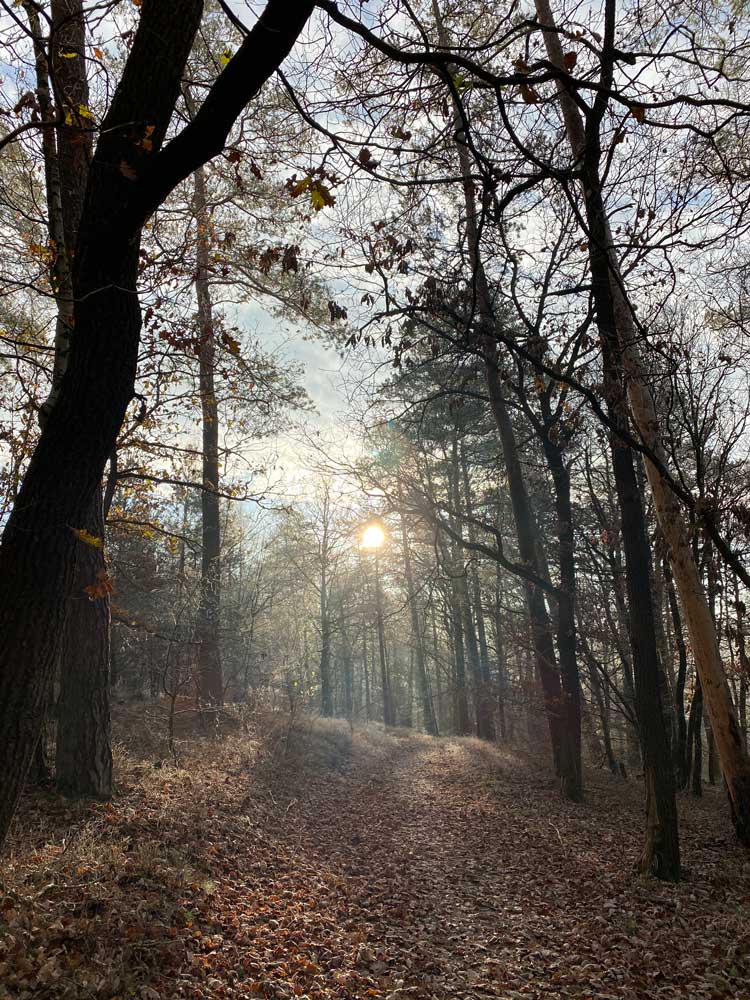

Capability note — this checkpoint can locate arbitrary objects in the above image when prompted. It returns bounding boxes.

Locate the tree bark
[533,0,679,875]
[55,490,113,797]
[538,430,583,798]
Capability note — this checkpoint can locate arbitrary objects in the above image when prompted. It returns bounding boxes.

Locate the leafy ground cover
[1,708,749,999]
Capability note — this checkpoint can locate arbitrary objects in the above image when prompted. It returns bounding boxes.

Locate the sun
[361,523,386,549]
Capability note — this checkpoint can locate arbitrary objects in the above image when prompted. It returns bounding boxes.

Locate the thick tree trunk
[606,406,680,876]
[55,490,113,797]
[26,0,115,798]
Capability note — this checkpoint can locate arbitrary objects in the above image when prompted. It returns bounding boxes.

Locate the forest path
[263,725,749,999]
[3,719,750,1000]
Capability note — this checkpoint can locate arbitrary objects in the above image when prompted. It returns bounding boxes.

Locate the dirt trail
[270,727,750,999]
[2,721,750,999]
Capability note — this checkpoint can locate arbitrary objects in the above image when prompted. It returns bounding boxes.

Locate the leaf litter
[1,711,749,999]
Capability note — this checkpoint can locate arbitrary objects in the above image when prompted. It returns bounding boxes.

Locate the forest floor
[1,707,749,1000]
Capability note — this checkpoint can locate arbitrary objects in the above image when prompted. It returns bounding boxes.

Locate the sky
[230,298,377,503]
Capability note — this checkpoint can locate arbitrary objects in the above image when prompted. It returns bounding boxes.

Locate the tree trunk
[374,550,395,726]
[398,501,438,735]
[429,0,570,777]
[27,725,52,787]
[193,164,223,706]
[55,490,113,797]
[689,679,704,797]
[24,0,114,798]
[535,0,682,874]
[450,438,494,740]
[540,436,583,799]
[493,562,508,741]
[449,574,472,735]
[581,639,618,774]
[665,559,689,788]
[459,447,496,741]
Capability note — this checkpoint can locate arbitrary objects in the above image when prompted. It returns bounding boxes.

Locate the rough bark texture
[55,491,113,797]
[42,0,115,798]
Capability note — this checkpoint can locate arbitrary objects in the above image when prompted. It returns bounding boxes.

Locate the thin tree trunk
[318,512,333,716]
[429,0,570,781]
[373,549,395,726]
[689,679,704,797]
[450,437,494,740]
[582,639,618,774]
[449,573,472,735]
[665,558,689,788]
[539,433,583,798]
[398,497,438,735]
[493,562,508,741]
[193,164,223,706]
[459,447,496,741]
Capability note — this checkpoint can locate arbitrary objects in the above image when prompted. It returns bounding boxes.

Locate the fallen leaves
[1,714,749,999]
